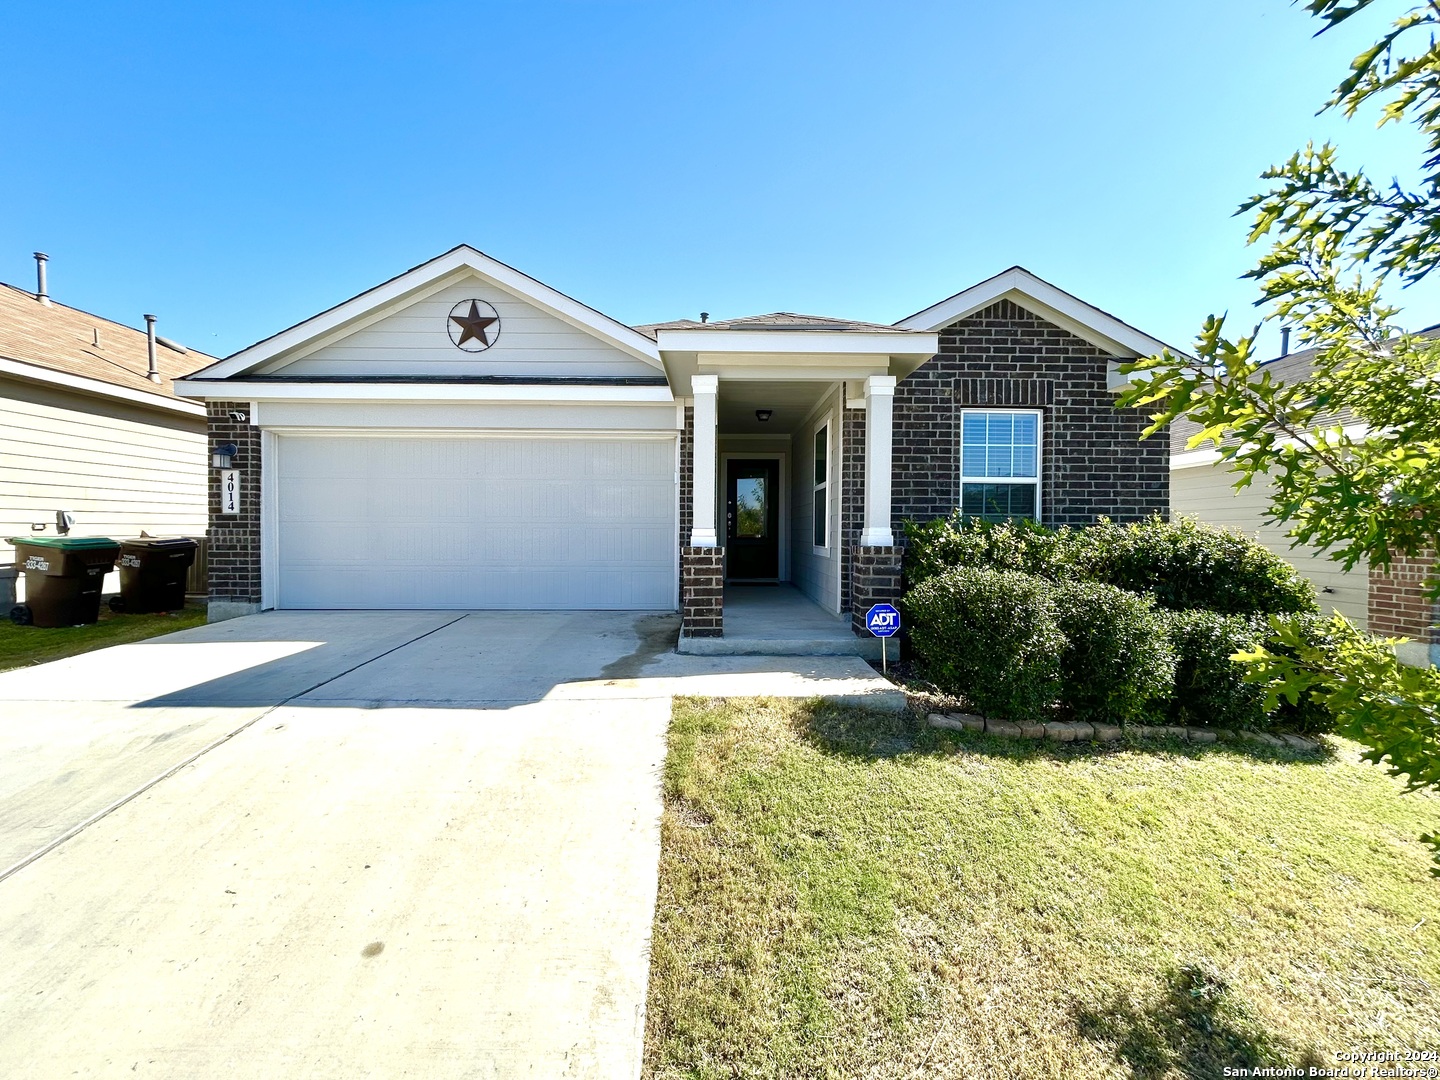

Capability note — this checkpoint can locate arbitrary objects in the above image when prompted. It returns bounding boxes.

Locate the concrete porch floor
[676,583,884,658]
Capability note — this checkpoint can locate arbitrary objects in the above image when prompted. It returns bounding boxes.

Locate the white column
[690,374,719,547]
[860,374,896,547]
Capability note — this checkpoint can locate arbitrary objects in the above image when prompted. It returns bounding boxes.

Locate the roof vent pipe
[144,314,161,383]
[700,312,709,323]
[1280,326,1291,357]
[34,252,50,305]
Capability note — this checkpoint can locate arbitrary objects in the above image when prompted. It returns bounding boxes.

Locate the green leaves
[1123,0,1440,870]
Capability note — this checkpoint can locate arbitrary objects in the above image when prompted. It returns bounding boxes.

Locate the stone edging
[925,712,1321,752]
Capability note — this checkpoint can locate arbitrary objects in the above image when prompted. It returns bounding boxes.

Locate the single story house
[1,254,215,605]
[1171,338,1440,667]
[175,246,1172,640]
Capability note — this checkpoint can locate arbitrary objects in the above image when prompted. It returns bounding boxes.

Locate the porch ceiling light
[755,409,773,422]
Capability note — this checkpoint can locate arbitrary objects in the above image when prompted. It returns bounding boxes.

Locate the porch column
[690,374,719,546]
[860,374,896,546]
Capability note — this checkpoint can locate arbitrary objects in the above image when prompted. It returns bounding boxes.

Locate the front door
[726,458,780,580]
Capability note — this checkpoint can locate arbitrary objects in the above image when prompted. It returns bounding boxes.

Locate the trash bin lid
[6,535,121,550]
[118,536,199,550]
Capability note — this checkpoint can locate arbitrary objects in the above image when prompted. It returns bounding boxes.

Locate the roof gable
[895,266,1179,359]
[188,245,664,381]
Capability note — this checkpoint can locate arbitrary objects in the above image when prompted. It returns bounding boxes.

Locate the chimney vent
[1280,326,1291,357]
[700,312,709,324]
[144,314,161,383]
[34,252,50,306]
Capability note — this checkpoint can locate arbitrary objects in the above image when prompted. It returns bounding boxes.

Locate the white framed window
[959,408,1042,522]
[812,419,830,551]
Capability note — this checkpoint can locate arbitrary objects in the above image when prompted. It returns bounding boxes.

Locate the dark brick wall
[678,405,693,607]
[892,299,1168,531]
[850,545,901,637]
[840,407,865,614]
[206,401,261,604]
[680,546,723,637]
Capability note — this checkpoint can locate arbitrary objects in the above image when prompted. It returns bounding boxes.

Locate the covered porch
[676,584,885,658]
[650,315,936,653]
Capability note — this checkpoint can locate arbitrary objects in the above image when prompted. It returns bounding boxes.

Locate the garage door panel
[276,436,676,610]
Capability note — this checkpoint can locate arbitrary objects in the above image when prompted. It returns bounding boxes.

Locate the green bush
[902,516,1069,587]
[1264,614,1339,735]
[1052,580,1176,725]
[1077,516,1319,616]
[903,514,1318,617]
[905,566,1063,720]
[1166,610,1269,730]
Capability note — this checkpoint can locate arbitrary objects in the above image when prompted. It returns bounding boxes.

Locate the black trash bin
[8,536,122,628]
[110,537,199,614]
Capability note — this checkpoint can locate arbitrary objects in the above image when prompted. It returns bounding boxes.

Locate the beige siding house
[0,257,215,604]
[1170,344,1369,628]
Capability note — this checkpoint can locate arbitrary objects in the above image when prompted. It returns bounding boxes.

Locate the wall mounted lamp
[212,442,238,469]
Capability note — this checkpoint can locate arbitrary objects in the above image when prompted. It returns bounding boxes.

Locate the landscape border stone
[925,713,1320,753]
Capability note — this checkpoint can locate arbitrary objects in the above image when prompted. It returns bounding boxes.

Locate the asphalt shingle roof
[0,281,215,400]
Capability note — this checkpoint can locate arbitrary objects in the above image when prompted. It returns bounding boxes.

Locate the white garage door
[274,435,676,610]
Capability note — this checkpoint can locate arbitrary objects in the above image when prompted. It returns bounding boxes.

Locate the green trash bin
[110,537,198,614]
[8,536,122,628]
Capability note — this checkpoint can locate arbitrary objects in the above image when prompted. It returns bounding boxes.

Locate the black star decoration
[450,300,498,348]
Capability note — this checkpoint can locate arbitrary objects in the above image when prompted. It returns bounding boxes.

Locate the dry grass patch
[643,697,1440,1079]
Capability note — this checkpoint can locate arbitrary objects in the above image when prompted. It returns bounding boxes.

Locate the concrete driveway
[0,611,899,1078]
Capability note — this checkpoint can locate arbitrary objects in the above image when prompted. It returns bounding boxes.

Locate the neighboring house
[1170,339,1440,667]
[0,254,215,604]
[174,246,1173,641]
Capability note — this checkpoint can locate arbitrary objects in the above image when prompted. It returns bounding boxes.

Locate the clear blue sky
[2,1,1435,360]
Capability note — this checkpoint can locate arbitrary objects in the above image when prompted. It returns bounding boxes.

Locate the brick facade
[840,407,865,614]
[1369,551,1439,646]
[680,546,723,637]
[206,401,262,611]
[891,299,1168,531]
[849,545,901,636]
[678,405,694,606]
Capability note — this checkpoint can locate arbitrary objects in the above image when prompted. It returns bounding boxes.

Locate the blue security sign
[865,603,901,638]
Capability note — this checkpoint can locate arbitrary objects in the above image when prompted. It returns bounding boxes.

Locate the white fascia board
[1170,448,1224,470]
[657,328,937,358]
[896,267,1180,358]
[0,357,206,418]
[1169,421,1374,471]
[192,245,664,380]
[173,379,674,404]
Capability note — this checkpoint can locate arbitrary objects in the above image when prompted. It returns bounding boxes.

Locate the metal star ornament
[447,299,501,351]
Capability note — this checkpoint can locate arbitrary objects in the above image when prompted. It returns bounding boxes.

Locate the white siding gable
[261,277,659,380]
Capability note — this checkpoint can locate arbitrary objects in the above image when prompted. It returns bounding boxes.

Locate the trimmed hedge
[1166,610,1269,730]
[905,567,1063,721]
[1052,580,1175,725]
[903,514,1318,617]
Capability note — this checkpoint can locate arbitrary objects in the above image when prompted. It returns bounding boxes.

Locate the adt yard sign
[865,603,900,637]
[865,603,901,674]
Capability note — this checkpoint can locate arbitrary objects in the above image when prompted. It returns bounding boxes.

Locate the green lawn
[0,603,206,672]
[644,698,1440,1079]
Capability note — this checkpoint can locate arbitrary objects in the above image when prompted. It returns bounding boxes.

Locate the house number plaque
[221,469,242,515]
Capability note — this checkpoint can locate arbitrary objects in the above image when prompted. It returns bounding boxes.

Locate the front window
[960,409,1041,521]
[813,421,829,549]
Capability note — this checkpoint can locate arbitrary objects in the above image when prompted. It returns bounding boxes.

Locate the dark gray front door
[726,459,780,580]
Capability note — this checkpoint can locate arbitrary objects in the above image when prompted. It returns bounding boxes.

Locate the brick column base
[850,545,902,637]
[681,547,723,638]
